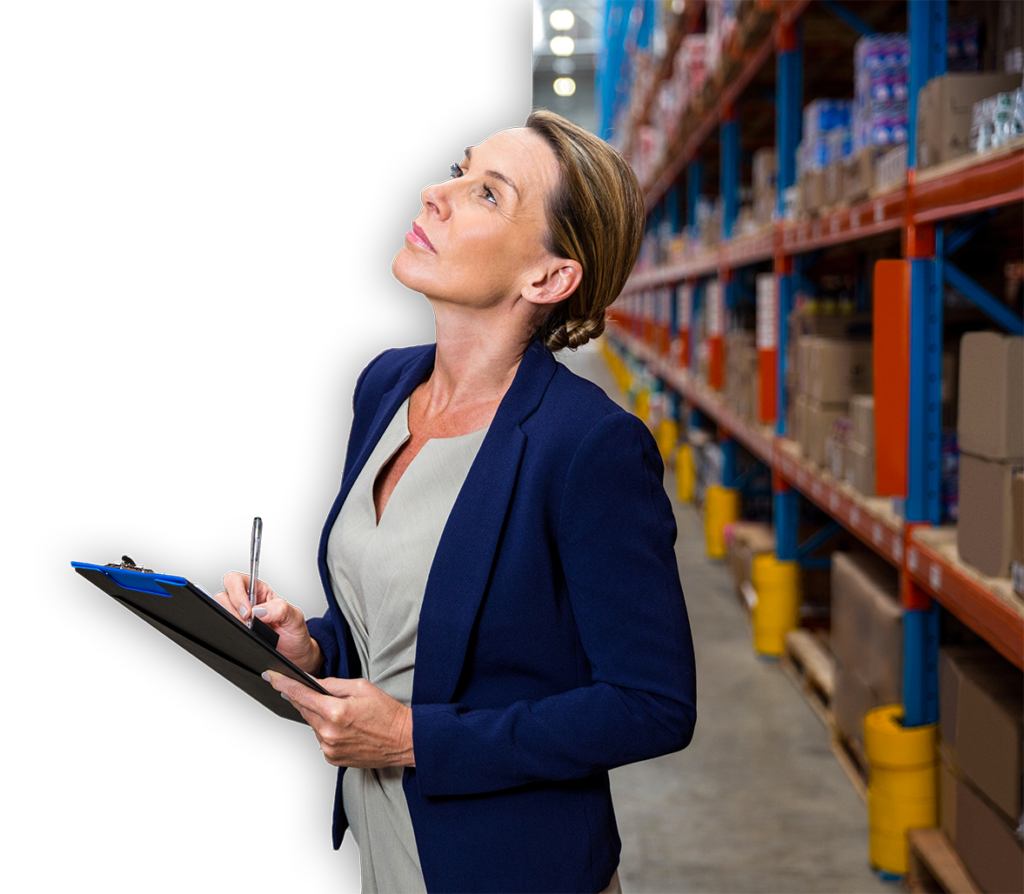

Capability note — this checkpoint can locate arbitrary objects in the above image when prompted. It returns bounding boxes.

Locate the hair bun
[544,314,605,352]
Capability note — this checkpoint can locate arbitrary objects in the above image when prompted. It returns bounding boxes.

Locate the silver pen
[248,516,262,629]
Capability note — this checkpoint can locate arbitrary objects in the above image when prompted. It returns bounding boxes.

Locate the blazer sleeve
[411,411,697,797]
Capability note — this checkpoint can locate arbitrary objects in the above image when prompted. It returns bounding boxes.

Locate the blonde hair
[525,109,645,351]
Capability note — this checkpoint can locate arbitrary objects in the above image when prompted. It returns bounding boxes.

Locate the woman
[216,109,696,894]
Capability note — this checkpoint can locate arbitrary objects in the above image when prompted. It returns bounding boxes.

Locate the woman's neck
[419,302,534,423]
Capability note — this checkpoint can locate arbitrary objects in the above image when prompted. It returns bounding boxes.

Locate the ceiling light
[550,36,575,56]
[549,9,575,30]
[554,77,577,97]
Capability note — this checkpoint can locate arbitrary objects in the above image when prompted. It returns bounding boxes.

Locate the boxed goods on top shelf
[970,86,1024,153]
[854,33,910,152]
[916,72,1024,169]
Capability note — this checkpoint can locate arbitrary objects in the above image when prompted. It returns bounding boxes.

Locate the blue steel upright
[773,21,802,565]
[903,0,948,729]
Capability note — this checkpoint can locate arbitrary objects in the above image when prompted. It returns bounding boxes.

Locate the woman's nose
[421,181,453,220]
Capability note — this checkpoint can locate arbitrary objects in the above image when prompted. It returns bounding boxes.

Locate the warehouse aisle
[559,344,897,894]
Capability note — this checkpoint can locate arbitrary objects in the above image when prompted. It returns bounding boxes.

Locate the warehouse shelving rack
[601,0,1024,724]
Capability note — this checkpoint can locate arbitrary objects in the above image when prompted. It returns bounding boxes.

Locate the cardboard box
[824,160,843,207]
[845,440,875,496]
[958,332,1024,461]
[939,646,1006,754]
[916,73,1024,168]
[1014,472,1024,565]
[832,658,875,751]
[807,338,873,404]
[958,453,1023,578]
[729,522,775,595]
[842,147,877,203]
[955,778,1024,894]
[955,661,1024,825]
[849,395,874,451]
[793,392,807,450]
[800,168,825,214]
[939,749,957,845]
[1011,471,1019,598]
[802,398,846,468]
[830,551,903,706]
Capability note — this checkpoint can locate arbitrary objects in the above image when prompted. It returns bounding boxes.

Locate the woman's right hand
[214,573,323,675]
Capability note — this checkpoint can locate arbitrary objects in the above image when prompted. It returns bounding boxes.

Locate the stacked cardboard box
[830,551,903,753]
[956,333,1024,579]
[793,336,873,467]
[938,647,1024,894]
[725,330,760,424]
[727,521,776,598]
[845,395,875,496]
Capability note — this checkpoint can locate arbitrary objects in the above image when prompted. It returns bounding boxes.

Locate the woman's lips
[407,223,435,253]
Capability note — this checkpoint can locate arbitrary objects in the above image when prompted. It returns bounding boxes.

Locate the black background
[61,6,536,880]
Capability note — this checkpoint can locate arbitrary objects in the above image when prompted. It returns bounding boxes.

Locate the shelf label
[831,217,840,235]
[893,539,903,563]
[756,274,776,349]
[812,481,823,499]
[830,492,840,513]
[874,200,884,224]
[929,564,942,591]
[908,548,918,572]
[873,523,883,545]
[850,507,860,527]
[851,208,861,228]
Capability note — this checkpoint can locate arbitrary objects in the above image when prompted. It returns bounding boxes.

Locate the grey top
[326,396,488,894]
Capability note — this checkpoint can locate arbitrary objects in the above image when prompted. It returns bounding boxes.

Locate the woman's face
[392,127,563,314]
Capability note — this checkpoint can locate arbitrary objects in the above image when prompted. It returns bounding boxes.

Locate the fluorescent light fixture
[550,35,575,56]
[549,9,575,30]
[554,77,577,97]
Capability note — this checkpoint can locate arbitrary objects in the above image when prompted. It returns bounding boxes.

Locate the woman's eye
[483,185,496,205]
[449,163,463,179]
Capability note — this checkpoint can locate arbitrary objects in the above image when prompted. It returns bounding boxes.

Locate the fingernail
[261,672,271,683]
[281,692,290,701]
[253,606,268,618]
[239,603,250,618]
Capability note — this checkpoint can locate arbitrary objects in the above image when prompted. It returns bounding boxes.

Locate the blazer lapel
[316,346,436,619]
[413,341,558,706]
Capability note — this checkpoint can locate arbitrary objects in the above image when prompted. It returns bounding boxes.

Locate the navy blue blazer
[305,339,696,894]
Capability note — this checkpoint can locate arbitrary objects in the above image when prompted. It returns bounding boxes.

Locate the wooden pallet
[778,630,873,802]
[906,829,982,894]
[829,728,869,804]
[780,629,835,728]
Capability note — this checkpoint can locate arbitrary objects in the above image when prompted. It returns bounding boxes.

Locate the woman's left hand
[263,671,414,769]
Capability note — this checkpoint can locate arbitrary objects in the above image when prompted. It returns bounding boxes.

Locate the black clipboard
[72,558,330,724]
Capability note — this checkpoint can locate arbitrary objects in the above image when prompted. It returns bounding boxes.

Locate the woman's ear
[522,259,582,307]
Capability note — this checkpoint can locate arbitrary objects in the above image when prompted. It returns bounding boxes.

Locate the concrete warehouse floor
[559,344,898,894]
